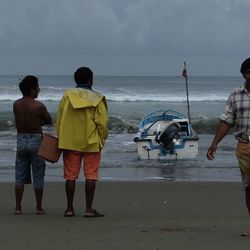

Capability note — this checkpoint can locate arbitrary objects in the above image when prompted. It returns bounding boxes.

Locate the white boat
[134,110,199,160]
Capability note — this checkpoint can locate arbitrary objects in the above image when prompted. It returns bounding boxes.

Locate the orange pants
[63,150,101,181]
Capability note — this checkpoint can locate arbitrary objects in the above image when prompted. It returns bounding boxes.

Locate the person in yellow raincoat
[56,67,108,217]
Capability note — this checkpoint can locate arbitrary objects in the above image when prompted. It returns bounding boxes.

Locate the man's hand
[207,144,217,160]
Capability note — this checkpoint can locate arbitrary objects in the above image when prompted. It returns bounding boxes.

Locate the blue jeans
[15,134,46,189]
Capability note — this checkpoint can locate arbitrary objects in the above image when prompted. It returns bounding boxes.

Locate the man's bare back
[14,96,52,134]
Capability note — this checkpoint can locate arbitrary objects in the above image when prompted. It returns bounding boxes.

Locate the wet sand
[0,181,250,250]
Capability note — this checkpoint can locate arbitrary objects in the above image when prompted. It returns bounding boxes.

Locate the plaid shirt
[220,85,250,141]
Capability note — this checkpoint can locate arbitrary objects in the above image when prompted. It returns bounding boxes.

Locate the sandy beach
[0,181,250,250]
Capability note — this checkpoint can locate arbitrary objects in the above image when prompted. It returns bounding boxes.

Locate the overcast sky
[0,0,250,76]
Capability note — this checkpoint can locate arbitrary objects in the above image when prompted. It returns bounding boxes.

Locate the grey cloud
[0,0,249,75]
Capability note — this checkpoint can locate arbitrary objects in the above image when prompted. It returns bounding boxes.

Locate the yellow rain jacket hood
[56,88,108,152]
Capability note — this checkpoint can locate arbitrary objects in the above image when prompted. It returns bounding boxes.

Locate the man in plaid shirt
[207,57,250,236]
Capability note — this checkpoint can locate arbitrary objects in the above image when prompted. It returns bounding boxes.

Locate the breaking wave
[0,112,227,135]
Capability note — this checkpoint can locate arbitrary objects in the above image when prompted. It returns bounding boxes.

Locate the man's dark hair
[74,67,93,85]
[19,75,38,96]
[240,58,250,74]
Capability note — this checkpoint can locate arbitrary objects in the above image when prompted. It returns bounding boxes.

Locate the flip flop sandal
[36,210,47,215]
[14,209,22,215]
[64,210,75,217]
[84,210,104,218]
[241,232,250,237]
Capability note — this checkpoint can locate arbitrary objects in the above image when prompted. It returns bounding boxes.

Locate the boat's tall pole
[182,62,191,122]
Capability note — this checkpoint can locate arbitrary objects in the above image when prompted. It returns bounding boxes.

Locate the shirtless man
[13,75,52,214]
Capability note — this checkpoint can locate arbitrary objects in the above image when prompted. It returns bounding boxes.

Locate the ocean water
[0,75,244,182]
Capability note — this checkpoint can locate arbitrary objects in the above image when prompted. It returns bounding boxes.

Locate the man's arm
[55,95,66,136]
[41,103,52,125]
[94,99,108,147]
[207,121,230,160]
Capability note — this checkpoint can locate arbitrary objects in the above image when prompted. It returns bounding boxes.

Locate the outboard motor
[155,123,180,153]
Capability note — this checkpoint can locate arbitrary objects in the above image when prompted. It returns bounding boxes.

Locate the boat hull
[136,138,198,160]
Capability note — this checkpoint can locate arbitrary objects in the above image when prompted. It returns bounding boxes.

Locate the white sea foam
[106,93,227,102]
[0,93,63,101]
[0,92,227,102]
[0,94,21,101]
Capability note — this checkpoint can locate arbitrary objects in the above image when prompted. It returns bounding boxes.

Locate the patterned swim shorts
[15,133,46,189]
